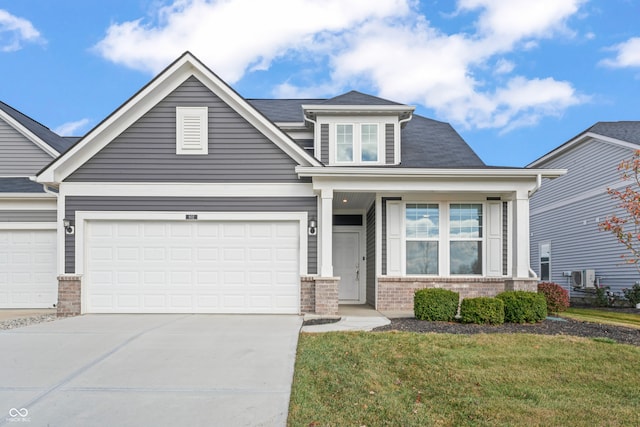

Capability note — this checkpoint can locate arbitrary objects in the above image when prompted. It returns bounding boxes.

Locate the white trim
[0,222,56,230]
[74,211,308,278]
[528,133,640,168]
[0,193,56,199]
[539,241,551,281]
[57,195,65,275]
[37,53,321,184]
[0,108,59,157]
[59,182,315,198]
[302,104,415,115]
[298,166,566,179]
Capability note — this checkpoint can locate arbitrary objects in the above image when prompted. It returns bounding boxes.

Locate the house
[34,52,564,316]
[0,101,73,308]
[528,121,640,296]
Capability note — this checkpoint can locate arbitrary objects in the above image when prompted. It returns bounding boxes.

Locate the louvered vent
[176,106,208,154]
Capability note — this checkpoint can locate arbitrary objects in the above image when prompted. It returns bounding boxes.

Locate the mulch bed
[374,317,640,346]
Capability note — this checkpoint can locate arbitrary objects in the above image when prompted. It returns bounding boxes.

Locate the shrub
[459,297,505,325]
[496,291,547,323]
[594,284,612,307]
[537,282,569,313]
[414,288,459,321]
[623,284,640,306]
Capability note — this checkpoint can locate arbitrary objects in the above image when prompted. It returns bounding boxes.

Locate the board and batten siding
[64,196,317,275]
[0,119,53,175]
[66,76,301,183]
[366,203,376,306]
[530,138,640,294]
[0,210,56,222]
[385,124,394,164]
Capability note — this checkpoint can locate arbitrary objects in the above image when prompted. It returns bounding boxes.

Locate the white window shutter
[386,201,402,276]
[176,106,208,155]
[486,202,503,276]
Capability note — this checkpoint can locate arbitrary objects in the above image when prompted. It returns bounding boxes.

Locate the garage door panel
[0,230,57,308]
[85,220,300,313]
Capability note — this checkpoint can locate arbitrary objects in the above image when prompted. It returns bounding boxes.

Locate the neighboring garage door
[85,220,300,314]
[0,229,57,308]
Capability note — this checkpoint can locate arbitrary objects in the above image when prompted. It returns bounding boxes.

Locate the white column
[512,192,531,278]
[320,188,334,277]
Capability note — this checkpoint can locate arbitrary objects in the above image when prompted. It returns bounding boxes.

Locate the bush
[623,284,640,306]
[594,284,612,307]
[496,291,547,323]
[459,297,505,325]
[537,282,569,313]
[414,288,459,321]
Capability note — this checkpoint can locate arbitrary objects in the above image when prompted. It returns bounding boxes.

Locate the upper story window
[333,122,381,164]
[176,106,208,155]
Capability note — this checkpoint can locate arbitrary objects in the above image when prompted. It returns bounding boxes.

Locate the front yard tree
[599,149,640,270]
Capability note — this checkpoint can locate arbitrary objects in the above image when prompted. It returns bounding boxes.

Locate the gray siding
[64,196,317,275]
[67,77,301,182]
[530,138,640,294]
[0,210,56,222]
[0,118,53,175]
[366,203,376,306]
[320,124,329,164]
[385,123,394,164]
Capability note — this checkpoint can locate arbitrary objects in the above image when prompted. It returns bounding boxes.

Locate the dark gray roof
[588,121,640,145]
[0,101,73,154]
[247,99,323,122]
[249,98,485,168]
[320,90,403,106]
[0,177,44,193]
[399,115,485,168]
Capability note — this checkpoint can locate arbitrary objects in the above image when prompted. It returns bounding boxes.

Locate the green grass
[561,307,640,329]
[289,332,640,426]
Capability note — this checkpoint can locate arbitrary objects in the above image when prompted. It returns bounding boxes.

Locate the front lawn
[289,332,640,426]
[561,307,640,329]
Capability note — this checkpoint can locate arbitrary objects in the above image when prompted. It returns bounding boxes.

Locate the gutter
[528,173,542,197]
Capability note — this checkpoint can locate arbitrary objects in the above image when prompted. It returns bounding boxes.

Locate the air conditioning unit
[571,269,596,288]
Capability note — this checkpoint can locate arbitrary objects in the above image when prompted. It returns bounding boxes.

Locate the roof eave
[296,166,567,179]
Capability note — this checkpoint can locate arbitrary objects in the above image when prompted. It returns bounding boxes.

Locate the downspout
[397,113,413,165]
[528,173,542,197]
[303,114,319,162]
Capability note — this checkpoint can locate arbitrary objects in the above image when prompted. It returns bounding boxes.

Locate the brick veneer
[377,277,538,311]
[300,276,340,315]
[57,274,82,317]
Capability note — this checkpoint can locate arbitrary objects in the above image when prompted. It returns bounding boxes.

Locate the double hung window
[405,204,439,275]
[449,204,483,275]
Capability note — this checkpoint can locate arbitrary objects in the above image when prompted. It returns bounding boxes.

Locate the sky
[0,0,639,167]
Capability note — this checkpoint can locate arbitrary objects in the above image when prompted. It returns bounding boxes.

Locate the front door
[333,230,362,302]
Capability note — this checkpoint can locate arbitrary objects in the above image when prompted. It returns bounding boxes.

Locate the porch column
[512,191,531,278]
[320,188,334,277]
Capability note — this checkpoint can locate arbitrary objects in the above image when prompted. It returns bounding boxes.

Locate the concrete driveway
[0,314,302,427]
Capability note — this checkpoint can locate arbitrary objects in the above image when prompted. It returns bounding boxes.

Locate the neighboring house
[0,101,73,308]
[528,121,640,296]
[35,52,563,316]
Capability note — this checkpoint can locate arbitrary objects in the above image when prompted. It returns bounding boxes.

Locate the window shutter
[486,201,502,276]
[176,107,208,155]
[386,201,402,276]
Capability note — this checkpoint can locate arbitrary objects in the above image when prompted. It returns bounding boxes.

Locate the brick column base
[57,274,82,317]
[314,277,340,315]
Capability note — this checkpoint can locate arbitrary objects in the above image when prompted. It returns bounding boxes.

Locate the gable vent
[176,106,208,155]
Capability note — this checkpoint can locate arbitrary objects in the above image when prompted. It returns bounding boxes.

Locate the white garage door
[0,229,57,308]
[85,220,300,314]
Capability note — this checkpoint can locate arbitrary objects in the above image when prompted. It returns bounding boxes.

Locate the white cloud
[54,119,91,136]
[601,37,640,68]
[94,0,587,132]
[94,0,409,82]
[0,9,44,52]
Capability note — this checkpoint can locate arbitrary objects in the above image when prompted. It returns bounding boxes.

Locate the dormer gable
[302,91,414,166]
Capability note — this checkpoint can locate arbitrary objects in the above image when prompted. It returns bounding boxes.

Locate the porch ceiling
[333,192,375,210]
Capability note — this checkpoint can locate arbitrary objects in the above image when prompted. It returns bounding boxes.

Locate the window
[405,204,439,274]
[176,106,208,155]
[334,123,380,164]
[361,124,378,162]
[336,124,353,162]
[449,204,483,275]
[540,242,550,281]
